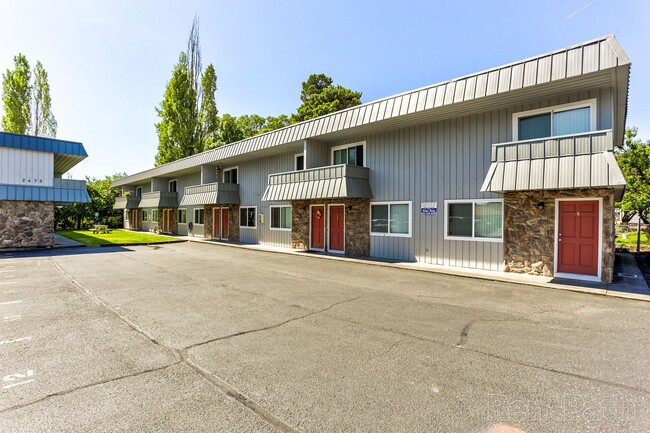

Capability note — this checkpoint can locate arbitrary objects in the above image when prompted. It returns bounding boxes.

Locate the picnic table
[92,224,111,234]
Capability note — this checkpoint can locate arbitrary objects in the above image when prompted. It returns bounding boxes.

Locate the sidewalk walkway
[179,236,650,302]
[52,234,85,248]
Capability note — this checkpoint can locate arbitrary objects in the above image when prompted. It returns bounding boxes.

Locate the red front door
[221,208,229,240]
[558,200,599,276]
[329,205,345,252]
[311,206,325,250]
[213,208,221,239]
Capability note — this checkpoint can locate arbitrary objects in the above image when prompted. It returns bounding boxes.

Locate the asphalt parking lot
[0,242,649,432]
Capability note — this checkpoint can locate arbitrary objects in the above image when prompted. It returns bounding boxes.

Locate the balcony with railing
[138,191,178,208]
[262,164,372,201]
[179,182,240,206]
[113,195,141,209]
[481,130,625,194]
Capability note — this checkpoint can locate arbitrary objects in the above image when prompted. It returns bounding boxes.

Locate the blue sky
[0,0,648,179]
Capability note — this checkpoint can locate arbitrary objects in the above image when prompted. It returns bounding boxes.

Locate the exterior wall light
[536,201,545,210]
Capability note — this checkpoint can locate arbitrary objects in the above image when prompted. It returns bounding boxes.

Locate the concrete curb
[99,239,187,247]
[185,238,650,303]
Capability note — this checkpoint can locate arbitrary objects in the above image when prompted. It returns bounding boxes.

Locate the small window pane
[448,203,473,237]
[371,205,389,233]
[474,202,502,238]
[518,113,551,140]
[553,107,590,136]
[271,207,280,228]
[247,208,256,227]
[334,149,347,165]
[240,208,247,225]
[348,147,357,166]
[281,207,291,229]
[356,145,364,166]
[389,204,409,234]
[296,155,304,171]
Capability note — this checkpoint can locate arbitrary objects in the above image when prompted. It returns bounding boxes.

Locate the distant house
[113,35,629,283]
[0,132,91,248]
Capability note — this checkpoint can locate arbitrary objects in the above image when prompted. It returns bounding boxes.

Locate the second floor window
[135,187,142,197]
[223,167,238,184]
[514,100,595,141]
[169,180,177,192]
[332,142,365,167]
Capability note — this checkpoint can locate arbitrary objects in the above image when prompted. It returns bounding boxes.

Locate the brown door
[311,205,325,250]
[221,207,229,240]
[558,200,599,276]
[133,211,139,230]
[163,209,172,233]
[329,205,345,252]
[213,208,221,239]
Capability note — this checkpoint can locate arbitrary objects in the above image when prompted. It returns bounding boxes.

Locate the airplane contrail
[565,0,599,20]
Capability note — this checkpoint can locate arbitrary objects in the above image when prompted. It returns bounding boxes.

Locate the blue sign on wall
[421,201,437,215]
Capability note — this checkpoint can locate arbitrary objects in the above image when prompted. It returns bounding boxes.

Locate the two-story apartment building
[0,132,91,248]
[113,35,629,283]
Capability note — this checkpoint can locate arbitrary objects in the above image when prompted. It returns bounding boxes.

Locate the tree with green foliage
[31,61,57,137]
[616,128,650,225]
[155,52,198,165]
[260,114,290,134]
[2,54,32,134]
[200,64,219,150]
[218,114,244,145]
[155,16,218,165]
[291,73,362,123]
[54,173,126,229]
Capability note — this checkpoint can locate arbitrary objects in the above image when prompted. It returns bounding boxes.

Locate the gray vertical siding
[238,151,296,246]
[357,88,609,270]
[305,139,329,169]
[176,172,201,236]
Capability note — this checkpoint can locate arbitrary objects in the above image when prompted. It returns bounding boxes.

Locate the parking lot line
[0,300,22,306]
[0,336,32,346]
[2,379,34,390]
[0,282,17,286]
[2,315,22,322]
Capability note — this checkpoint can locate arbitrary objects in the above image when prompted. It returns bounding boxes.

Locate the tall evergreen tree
[1,54,32,134]
[32,61,57,137]
[291,73,362,123]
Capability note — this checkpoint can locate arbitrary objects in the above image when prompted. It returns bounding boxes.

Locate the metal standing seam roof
[113,196,140,209]
[0,131,88,175]
[262,164,373,201]
[113,35,631,188]
[0,179,91,204]
[480,129,626,199]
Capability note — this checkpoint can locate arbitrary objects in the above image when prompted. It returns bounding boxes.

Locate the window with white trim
[223,167,238,184]
[135,187,142,197]
[271,206,291,230]
[295,154,304,171]
[332,142,365,167]
[142,210,148,222]
[169,179,178,192]
[240,206,256,228]
[370,202,411,237]
[194,208,205,225]
[513,99,596,141]
[124,210,129,222]
[178,209,187,224]
[445,199,503,241]
[152,209,159,222]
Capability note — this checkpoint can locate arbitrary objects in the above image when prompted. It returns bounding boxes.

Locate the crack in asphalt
[0,362,182,414]
[6,258,360,432]
[183,296,362,351]
[314,311,650,396]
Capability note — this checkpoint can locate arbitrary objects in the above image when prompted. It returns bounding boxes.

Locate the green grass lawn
[615,231,649,251]
[56,229,178,247]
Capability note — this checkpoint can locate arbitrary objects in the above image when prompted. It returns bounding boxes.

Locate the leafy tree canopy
[616,128,650,223]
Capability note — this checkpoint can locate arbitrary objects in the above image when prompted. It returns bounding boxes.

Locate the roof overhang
[0,132,88,176]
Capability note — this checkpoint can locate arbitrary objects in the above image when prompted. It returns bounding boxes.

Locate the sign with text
[421,202,438,215]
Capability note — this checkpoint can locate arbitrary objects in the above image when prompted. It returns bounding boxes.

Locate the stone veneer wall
[204,205,240,241]
[291,198,370,256]
[159,208,178,235]
[0,200,54,248]
[503,188,615,283]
